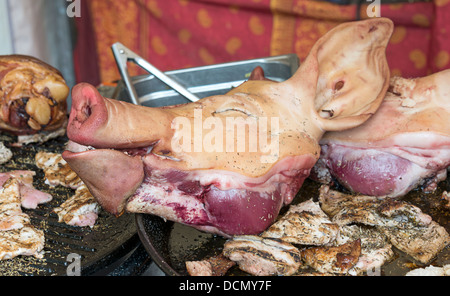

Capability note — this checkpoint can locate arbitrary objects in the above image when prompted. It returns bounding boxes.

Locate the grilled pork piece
[15,126,66,147]
[35,151,99,227]
[0,225,45,260]
[0,178,45,260]
[0,178,30,231]
[186,254,236,276]
[35,151,83,189]
[336,225,394,276]
[53,184,99,227]
[319,186,450,264]
[262,199,339,245]
[62,18,393,236]
[223,235,302,276]
[313,71,450,197]
[380,222,450,264]
[0,55,69,137]
[0,142,12,164]
[319,185,432,228]
[301,239,361,275]
[0,170,52,209]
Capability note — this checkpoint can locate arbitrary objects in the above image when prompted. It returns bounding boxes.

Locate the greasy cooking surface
[0,133,138,276]
[137,177,450,276]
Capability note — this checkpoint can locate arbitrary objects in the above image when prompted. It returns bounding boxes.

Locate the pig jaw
[126,154,317,236]
[62,149,145,215]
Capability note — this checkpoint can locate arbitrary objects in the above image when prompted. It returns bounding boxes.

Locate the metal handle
[111,42,200,105]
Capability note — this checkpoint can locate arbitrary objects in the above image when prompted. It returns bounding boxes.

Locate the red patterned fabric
[73,0,450,85]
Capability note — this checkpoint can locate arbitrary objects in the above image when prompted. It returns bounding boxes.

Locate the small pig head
[321,69,450,145]
[63,18,393,217]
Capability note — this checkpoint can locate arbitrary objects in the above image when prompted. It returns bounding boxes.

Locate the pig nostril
[77,104,92,123]
[334,81,345,91]
[83,105,92,117]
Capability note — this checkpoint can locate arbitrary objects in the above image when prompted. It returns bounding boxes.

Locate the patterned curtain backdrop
[74,0,450,85]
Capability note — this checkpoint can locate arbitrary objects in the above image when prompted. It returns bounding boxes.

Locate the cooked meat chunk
[36,152,99,227]
[301,239,361,275]
[262,199,339,246]
[0,178,30,231]
[380,222,450,264]
[223,235,302,276]
[337,225,394,275]
[35,151,83,189]
[186,254,236,276]
[15,126,66,147]
[0,225,45,260]
[53,184,99,227]
[0,178,45,260]
[0,142,12,164]
[319,185,450,264]
[319,185,432,228]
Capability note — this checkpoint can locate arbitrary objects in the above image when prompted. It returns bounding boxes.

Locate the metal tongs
[111,42,200,105]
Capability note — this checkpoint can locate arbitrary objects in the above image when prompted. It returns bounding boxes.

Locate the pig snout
[67,83,173,149]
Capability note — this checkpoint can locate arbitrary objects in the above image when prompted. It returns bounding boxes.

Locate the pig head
[63,18,393,236]
[314,69,450,197]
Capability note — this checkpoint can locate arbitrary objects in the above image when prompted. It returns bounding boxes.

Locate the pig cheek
[204,187,283,235]
[328,150,410,196]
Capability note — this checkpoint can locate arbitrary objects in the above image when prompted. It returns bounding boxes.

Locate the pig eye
[334,81,345,91]
[320,109,334,118]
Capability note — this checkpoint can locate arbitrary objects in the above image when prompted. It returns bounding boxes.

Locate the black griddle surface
[0,133,138,276]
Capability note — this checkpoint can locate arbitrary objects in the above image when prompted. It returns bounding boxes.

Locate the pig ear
[292,18,394,132]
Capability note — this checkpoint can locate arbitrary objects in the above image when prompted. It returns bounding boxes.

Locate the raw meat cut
[0,170,52,209]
